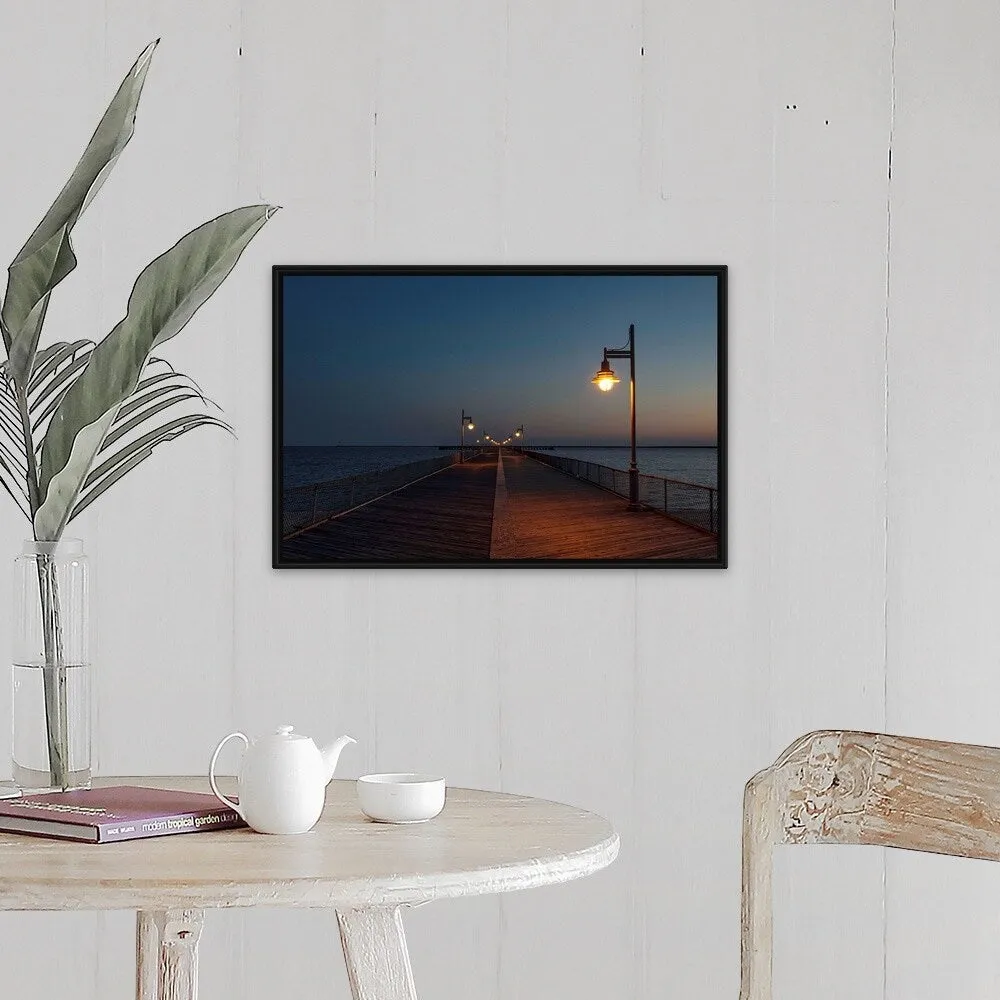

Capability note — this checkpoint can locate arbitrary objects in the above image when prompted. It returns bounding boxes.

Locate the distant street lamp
[460,409,475,462]
[514,425,524,449]
[592,323,639,509]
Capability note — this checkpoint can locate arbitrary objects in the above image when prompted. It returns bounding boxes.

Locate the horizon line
[286,442,719,449]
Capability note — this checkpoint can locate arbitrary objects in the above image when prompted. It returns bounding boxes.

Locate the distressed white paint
[151,910,203,1000]
[743,731,1000,1000]
[0,1,994,998]
[337,908,419,1000]
[135,911,159,1000]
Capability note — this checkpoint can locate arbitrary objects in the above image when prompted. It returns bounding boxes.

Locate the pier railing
[521,449,719,533]
[283,453,460,537]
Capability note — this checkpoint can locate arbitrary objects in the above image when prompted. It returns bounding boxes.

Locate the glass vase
[12,538,90,792]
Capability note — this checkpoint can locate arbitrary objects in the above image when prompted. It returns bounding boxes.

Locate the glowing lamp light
[592,358,620,392]
[466,420,475,430]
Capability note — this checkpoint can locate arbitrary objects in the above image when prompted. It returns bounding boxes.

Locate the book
[0,784,246,843]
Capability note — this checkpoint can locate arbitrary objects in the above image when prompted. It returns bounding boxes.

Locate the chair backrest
[740,729,1000,1000]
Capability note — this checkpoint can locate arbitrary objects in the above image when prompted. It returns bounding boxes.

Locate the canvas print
[273,266,727,567]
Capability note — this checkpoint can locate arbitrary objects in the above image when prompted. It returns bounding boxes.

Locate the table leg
[135,909,204,1000]
[136,911,160,1000]
[337,906,419,1000]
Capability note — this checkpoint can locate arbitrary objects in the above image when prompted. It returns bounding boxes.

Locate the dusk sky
[282,273,719,447]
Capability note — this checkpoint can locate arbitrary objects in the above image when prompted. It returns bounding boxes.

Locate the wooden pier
[492,453,718,560]
[280,451,718,563]
[280,452,498,563]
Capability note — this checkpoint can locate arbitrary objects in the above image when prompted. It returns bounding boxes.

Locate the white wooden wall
[0,2,995,998]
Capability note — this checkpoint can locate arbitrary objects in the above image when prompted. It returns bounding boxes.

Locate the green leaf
[0,454,30,519]
[104,386,206,448]
[28,339,94,393]
[29,351,94,432]
[34,203,277,540]
[0,383,24,446]
[1,41,157,384]
[35,412,117,538]
[114,371,212,423]
[71,412,231,522]
[0,382,30,518]
[24,341,95,447]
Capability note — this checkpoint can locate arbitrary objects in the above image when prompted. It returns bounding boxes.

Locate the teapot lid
[270,724,309,741]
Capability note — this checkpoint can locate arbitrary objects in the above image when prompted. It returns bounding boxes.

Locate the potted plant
[2,40,276,790]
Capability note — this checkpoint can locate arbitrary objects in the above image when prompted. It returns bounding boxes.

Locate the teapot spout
[320,734,357,783]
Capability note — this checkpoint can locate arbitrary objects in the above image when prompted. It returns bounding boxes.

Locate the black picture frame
[273,265,727,569]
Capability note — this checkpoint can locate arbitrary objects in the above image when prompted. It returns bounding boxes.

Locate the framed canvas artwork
[273,266,727,568]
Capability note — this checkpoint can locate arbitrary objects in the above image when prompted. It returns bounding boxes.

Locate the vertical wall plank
[637,1,892,997]
[886,3,1000,1000]
[759,0,892,993]
[496,571,636,1000]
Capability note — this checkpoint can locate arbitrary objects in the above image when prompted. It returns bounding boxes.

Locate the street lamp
[592,323,639,509]
[460,409,474,462]
[514,425,524,449]
[591,359,620,392]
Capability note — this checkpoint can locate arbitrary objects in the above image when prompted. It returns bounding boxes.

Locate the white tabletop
[0,777,619,911]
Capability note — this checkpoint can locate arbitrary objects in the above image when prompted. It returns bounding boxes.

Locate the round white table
[0,777,619,999]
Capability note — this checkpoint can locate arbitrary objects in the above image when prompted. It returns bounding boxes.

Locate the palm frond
[105,387,210,450]
[0,380,30,517]
[28,339,94,393]
[28,341,95,440]
[70,412,231,521]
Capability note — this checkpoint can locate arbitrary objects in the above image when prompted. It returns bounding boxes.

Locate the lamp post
[592,323,639,510]
[460,409,474,462]
[514,425,524,450]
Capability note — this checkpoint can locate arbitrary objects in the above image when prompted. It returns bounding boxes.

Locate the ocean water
[541,447,718,488]
[284,446,449,489]
[283,445,719,490]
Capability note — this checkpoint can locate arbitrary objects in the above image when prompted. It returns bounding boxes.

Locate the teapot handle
[209,732,249,821]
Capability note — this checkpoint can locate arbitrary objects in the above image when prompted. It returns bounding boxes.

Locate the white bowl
[357,773,446,824]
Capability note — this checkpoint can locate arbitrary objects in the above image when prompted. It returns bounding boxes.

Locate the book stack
[0,785,247,843]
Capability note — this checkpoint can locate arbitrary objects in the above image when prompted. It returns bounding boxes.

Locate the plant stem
[14,385,69,788]
[36,553,69,788]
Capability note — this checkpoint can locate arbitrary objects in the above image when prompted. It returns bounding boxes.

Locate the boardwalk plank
[495,454,718,561]
[280,453,498,563]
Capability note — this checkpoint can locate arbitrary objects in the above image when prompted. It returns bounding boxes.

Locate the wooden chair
[740,729,1000,1000]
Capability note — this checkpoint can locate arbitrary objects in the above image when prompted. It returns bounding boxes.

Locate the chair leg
[337,906,419,1000]
[741,774,776,1000]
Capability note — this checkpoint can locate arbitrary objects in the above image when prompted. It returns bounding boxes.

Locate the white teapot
[209,725,356,834]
